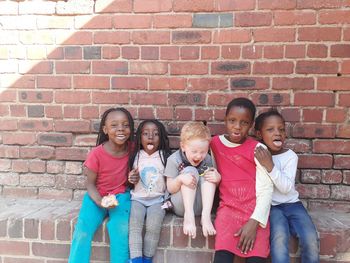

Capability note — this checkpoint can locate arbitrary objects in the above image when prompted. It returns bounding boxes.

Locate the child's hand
[101,194,119,209]
[234,218,258,254]
[179,173,197,189]
[202,168,221,184]
[128,168,139,184]
[255,146,274,172]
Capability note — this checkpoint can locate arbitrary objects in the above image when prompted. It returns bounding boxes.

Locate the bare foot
[201,214,216,237]
[183,211,196,239]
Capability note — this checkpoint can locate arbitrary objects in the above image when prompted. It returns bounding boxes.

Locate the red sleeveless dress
[211,136,270,258]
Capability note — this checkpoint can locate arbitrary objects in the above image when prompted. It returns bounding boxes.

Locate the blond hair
[180,121,211,143]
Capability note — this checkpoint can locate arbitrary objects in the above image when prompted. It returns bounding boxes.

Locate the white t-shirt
[269,149,300,206]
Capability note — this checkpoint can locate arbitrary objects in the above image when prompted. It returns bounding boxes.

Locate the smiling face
[181,138,209,167]
[224,106,253,144]
[103,110,131,146]
[256,115,286,155]
[140,122,160,155]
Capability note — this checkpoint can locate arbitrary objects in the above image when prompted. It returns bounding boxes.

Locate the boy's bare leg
[181,185,197,239]
[201,181,216,237]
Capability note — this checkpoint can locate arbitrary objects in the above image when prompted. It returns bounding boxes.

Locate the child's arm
[84,166,103,207]
[255,147,297,194]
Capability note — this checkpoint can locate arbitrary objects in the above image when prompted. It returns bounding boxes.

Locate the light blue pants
[270,202,319,263]
[68,191,131,263]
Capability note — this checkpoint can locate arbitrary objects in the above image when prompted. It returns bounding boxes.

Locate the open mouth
[116,135,126,140]
[146,143,154,151]
[273,140,282,147]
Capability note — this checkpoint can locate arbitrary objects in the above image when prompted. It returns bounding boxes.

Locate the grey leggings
[129,200,165,258]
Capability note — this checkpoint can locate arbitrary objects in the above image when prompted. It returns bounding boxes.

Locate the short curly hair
[180,121,211,144]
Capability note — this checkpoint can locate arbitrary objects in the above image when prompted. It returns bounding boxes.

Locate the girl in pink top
[69,107,134,263]
[211,98,273,263]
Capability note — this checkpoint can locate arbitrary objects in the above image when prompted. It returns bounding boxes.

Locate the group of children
[68,98,320,263]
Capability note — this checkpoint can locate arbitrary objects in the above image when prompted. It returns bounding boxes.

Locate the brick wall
[0,0,349,210]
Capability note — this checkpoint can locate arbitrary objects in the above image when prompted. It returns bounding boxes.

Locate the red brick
[258,0,296,9]
[141,46,159,60]
[149,78,186,90]
[0,241,30,256]
[20,147,54,160]
[309,200,350,212]
[59,32,92,45]
[113,15,152,28]
[48,47,64,59]
[296,184,330,199]
[215,0,255,11]
[208,93,247,106]
[296,0,346,9]
[130,62,168,75]
[0,145,19,158]
[46,161,64,174]
[64,46,82,59]
[45,105,63,119]
[24,218,39,239]
[56,220,71,241]
[319,233,337,257]
[55,148,88,161]
[55,61,90,74]
[54,121,90,133]
[331,44,350,58]
[130,93,167,105]
[11,160,29,173]
[156,107,174,120]
[92,91,129,104]
[73,76,110,89]
[32,243,70,258]
[298,27,341,41]
[160,46,179,60]
[134,0,172,12]
[253,28,295,42]
[189,78,228,91]
[303,109,323,122]
[321,170,343,184]
[92,61,127,74]
[2,133,36,146]
[0,90,16,102]
[170,62,208,75]
[19,91,53,103]
[201,46,220,59]
[242,45,263,59]
[0,120,17,131]
[292,124,336,138]
[307,44,328,58]
[102,46,120,59]
[132,31,170,44]
[280,109,301,123]
[285,44,306,58]
[213,29,250,43]
[334,156,350,169]
[112,77,147,90]
[174,108,192,121]
[180,46,199,60]
[4,75,35,89]
[344,171,350,185]
[122,46,140,59]
[173,31,211,44]
[0,159,11,171]
[173,0,214,12]
[94,31,130,44]
[319,10,350,24]
[253,61,294,74]
[274,11,316,25]
[95,0,132,13]
[212,61,250,75]
[195,109,214,122]
[300,170,321,184]
[341,60,350,74]
[81,105,99,119]
[314,140,350,154]
[10,105,25,117]
[55,91,90,104]
[3,257,44,263]
[337,125,350,138]
[38,133,73,147]
[29,160,46,173]
[263,45,284,59]
[339,93,350,106]
[19,61,53,74]
[64,106,80,119]
[37,76,71,89]
[221,45,240,59]
[294,92,335,106]
[235,12,272,26]
[325,108,346,123]
[55,174,86,189]
[2,187,37,198]
[273,77,314,90]
[153,15,192,28]
[330,185,350,201]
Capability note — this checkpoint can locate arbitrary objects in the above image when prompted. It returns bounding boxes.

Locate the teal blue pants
[68,191,131,263]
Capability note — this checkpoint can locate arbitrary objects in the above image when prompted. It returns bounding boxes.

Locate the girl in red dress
[211,98,273,263]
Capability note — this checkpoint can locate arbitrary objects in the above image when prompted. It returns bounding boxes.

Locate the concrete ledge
[0,197,349,263]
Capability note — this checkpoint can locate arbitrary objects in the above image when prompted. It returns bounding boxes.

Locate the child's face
[224,106,253,144]
[181,139,209,167]
[257,115,286,155]
[141,122,160,155]
[103,111,131,146]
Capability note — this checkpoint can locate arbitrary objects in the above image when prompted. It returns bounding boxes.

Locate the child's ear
[102,125,107,135]
[255,130,262,140]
